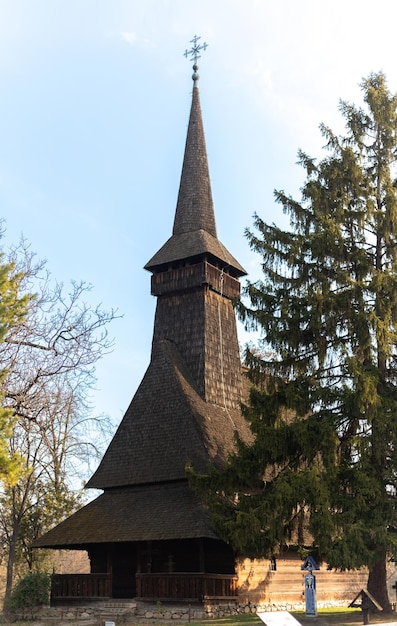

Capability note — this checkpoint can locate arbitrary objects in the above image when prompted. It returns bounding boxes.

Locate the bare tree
[0,240,118,600]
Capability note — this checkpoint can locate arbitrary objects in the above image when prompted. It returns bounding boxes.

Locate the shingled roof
[145,86,246,277]
[86,339,252,489]
[34,482,217,548]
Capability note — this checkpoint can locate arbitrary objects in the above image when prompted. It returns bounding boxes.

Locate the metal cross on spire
[184,35,208,84]
[184,35,208,65]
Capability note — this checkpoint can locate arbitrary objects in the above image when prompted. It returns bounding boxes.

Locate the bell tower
[145,37,246,410]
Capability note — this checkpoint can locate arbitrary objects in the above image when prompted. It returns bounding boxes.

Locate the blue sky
[1,0,397,429]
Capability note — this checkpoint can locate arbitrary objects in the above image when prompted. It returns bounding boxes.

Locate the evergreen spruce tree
[190,72,397,610]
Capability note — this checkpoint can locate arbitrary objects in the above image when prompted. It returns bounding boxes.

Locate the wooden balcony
[136,572,238,602]
[51,573,111,605]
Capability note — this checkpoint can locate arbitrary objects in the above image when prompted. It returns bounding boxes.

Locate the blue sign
[304,573,317,616]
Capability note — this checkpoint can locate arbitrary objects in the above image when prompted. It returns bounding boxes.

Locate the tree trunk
[367,555,392,612]
[5,526,18,603]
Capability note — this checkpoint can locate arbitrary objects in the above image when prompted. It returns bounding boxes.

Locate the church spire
[172,81,216,237]
[172,36,215,236]
[145,38,245,276]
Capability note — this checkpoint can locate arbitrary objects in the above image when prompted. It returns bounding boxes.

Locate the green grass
[293,608,361,619]
[188,607,394,626]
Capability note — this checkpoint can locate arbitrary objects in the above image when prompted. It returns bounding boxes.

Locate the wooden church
[34,44,370,609]
[34,46,255,603]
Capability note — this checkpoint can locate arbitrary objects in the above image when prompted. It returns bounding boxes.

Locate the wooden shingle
[35,82,251,553]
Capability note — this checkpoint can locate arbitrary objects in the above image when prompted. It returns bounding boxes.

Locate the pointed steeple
[172,84,217,237]
[145,45,246,277]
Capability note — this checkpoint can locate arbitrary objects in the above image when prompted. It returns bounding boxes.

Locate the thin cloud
[121,32,137,45]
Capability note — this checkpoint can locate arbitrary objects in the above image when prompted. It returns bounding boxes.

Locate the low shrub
[5,572,51,610]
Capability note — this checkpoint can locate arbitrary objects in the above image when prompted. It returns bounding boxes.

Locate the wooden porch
[50,572,238,605]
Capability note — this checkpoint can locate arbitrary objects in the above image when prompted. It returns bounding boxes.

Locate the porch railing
[51,573,111,604]
[136,572,238,601]
[51,572,238,604]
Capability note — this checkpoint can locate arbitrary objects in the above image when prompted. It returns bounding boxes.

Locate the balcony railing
[136,572,238,601]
